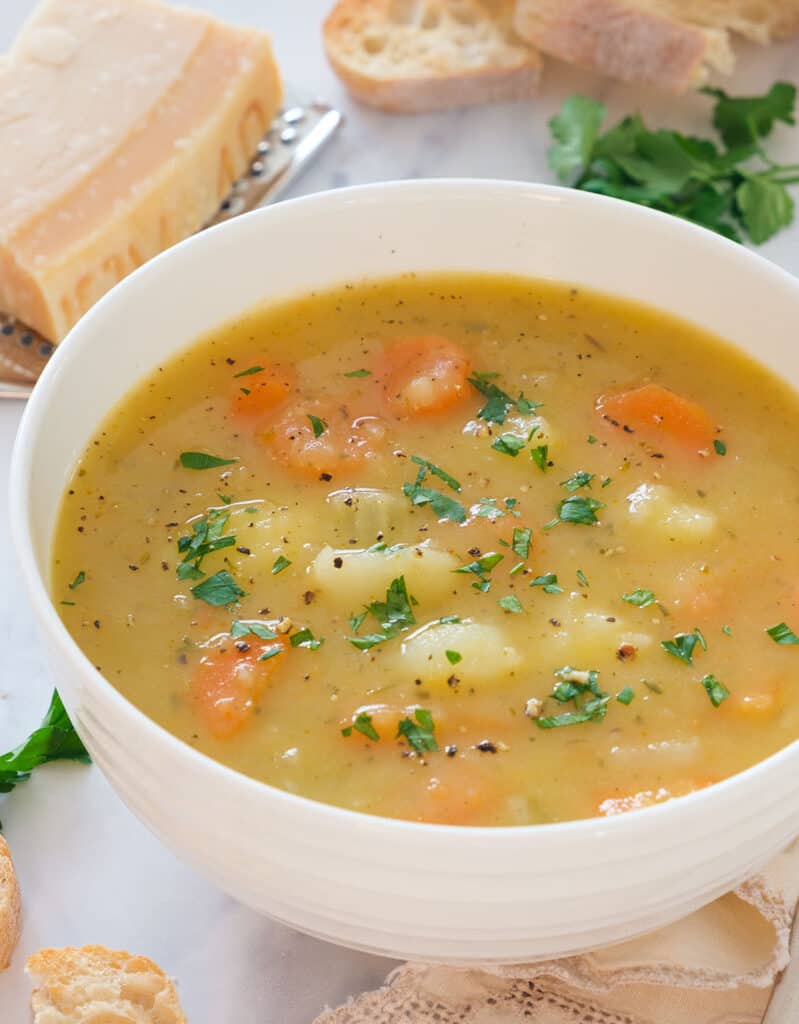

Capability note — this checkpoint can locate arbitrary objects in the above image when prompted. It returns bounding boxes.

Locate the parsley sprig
[348,576,417,650]
[467,373,540,426]
[403,457,466,523]
[536,667,609,729]
[177,508,236,581]
[548,83,799,244]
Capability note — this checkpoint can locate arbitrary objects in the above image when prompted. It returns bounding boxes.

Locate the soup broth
[52,273,799,826]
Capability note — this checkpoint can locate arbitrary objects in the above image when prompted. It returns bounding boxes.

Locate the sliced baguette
[513,0,734,93]
[27,945,188,1024]
[654,0,799,43]
[323,0,542,113]
[0,836,21,971]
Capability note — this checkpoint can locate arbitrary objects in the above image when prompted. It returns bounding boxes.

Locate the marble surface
[1,1,798,1019]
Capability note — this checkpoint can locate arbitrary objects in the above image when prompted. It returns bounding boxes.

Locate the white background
[1,1,798,1019]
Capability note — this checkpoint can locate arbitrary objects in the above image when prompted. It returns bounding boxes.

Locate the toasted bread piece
[655,0,799,43]
[27,946,188,1024]
[0,836,21,971]
[323,0,542,113]
[514,0,734,92]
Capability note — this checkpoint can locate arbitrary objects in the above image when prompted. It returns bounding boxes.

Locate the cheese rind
[0,0,282,341]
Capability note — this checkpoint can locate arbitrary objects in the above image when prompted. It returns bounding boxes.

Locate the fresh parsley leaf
[179,451,239,470]
[700,673,730,707]
[548,94,607,182]
[397,708,438,753]
[190,570,245,606]
[342,711,380,741]
[616,686,635,705]
[231,620,278,640]
[271,554,292,575]
[233,365,264,378]
[722,624,733,637]
[258,645,283,661]
[736,177,795,244]
[344,368,372,378]
[349,610,368,633]
[766,621,799,645]
[491,433,527,457]
[587,434,598,444]
[713,439,727,456]
[512,527,532,560]
[467,374,539,426]
[348,576,416,650]
[498,594,523,614]
[307,414,327,437]
[622,588,657,608]
[0,691,90,805]
[547,495,604,527]
[176,508,235,579]
[536,666,609,729]
[661,628,705,665]
[530,445,549,471]
[454,552,503,593]
[68,571,85,590]
[290,627,324,650]
[561,470,595,492]
[409,455,461,492]
[704,82,796,148]
[530,573,562,594]
[445,649,462,665]
[576,569,589,588]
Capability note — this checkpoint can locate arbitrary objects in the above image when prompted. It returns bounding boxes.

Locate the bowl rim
[11,176,799,839]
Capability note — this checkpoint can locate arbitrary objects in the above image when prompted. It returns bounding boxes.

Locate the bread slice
[0,836,21,971]
[27,946,188,1023]
[323,0,542,113]
[513,0,799,93]
[513,0,734,92]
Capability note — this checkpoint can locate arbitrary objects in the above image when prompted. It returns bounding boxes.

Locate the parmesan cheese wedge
[0,0,282,341]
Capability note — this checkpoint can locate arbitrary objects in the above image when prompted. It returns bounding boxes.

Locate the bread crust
[324,0,542,113]
[0,836,22,972]
[26,945,188,1023]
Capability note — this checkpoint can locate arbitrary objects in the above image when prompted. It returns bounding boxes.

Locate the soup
[52,273,799,826]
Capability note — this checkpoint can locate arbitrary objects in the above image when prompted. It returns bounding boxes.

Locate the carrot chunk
[377,335,471,417]
[264,402,388,479]
[189,637,288,739]
[596,383,715,453]
[231,362,295,418]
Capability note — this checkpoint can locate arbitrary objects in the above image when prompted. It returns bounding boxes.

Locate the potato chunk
[538,607,653,665]
[325,487,406,542]
[626,483,716,542]
[398,621,522,687]
[309,541,459,605]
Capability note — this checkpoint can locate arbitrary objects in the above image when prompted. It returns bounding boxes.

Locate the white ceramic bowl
[11,180,799,963]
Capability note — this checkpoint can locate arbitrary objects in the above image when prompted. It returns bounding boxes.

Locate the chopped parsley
[177,508,235,580]
[397,708,438,753]
[348,576,416,650]
[258,645,283,661]
[622,588,657,608]
[714,439,727,455]
[661,628,706,665]
[439,614,461,624]
[722,624,733,637]
[342,711,380,741]
[231,620,278,640]
[587,434,598,444]
[271,554,292,575]
[491,433,527,457]
[701,673,730,707]
[766,621,799,645]
[68,570,86,590]
[445,649,462,665]
[344,368,372,378]
[454,552,503,593]
[409,455,461,492]
[349,610,368,633]
[616,686,635,705]
[530,573,563,594]
[190,570,245,607]
[307,414,327,437]
[179,451,239,470]
[474,497,520,520]
[530,445,549,471]
[536,666,609,729]
[576,569,589,588]
[545,495,604,528]
[498,594,523,614]
[233,365,264,378]
[290,627,324,650]
[403,459,466,523]
[467,372,540,425]
[0,691,90,812]
[561,470,595,492]
[512,527,532,560]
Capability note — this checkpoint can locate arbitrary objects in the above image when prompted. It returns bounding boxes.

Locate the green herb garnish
[233,365,264,378]
[537,666,609,729]
[491,433,527,457]
[403,459,466,523]
[467,373,540,426]
[511,527,532,560]
[616,686,635,705]
[179,451,239,470]
[258,645,284,662]
[576,569,589,588]
[307,414,327,437]
[530,573,563,594]
[700,673,730,707]
[409,455,461,492]
[661,628,705,665]
[271,554,292,575]
[545,495,604,528]
[445,649,462,665]
[344,368,372,378]
[530,445,549,471]
[766,621,799,645]
[561,470,595,492]
[68,571,85,590]
[498,594,523,614]
[176,508,235,580]
[0,691,90,818]
[397,708,438,753]
[348,576,416,650]
[231,620,278,640]
[290,627,324,650]
[342,711,380,741]
[190,570,245,607]
[714,439,727,456]
[454,552,504,593]
[548,83,799,245]
[622,588,657,608]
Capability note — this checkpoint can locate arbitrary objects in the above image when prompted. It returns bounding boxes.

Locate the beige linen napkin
[315,841,799,1024]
